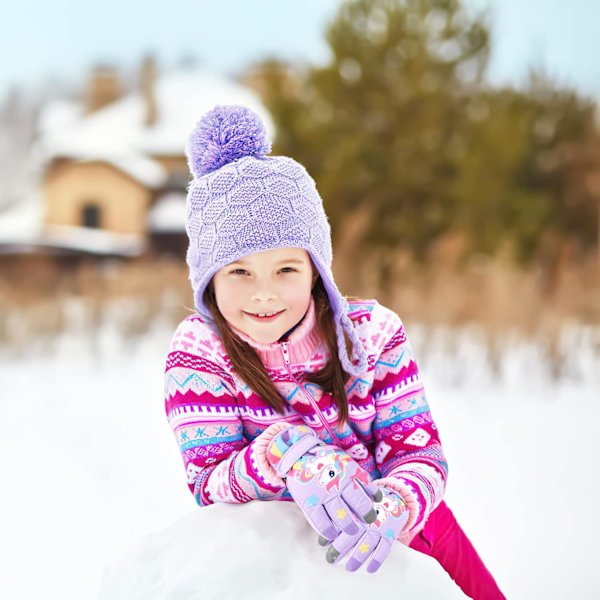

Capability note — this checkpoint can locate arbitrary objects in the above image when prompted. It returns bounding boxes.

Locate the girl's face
[212,247,319,344]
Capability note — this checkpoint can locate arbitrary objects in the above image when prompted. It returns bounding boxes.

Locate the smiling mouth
[244,310,284,320]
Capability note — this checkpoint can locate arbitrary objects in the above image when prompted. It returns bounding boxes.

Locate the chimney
[141,54,158,127]
[84,65,121,114]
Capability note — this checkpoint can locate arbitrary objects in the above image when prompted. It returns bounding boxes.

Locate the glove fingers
[344,530,381,572]
[323,496,361,536]
[341,483,377,524]
[305,504,339,540]
[366,538,393,573]
[325,528,365,564]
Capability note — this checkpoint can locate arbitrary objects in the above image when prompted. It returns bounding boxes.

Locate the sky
[2,0,600,103]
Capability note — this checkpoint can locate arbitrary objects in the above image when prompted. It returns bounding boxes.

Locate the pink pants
[409,501,506,600]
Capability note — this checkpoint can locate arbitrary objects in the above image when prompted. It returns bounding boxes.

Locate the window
[82,204,101,228]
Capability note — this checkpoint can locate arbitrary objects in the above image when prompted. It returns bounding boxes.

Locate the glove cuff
[266,425,321,477]
[374,477,421,534]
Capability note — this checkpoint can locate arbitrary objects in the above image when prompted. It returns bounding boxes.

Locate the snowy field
[1,310,598,599]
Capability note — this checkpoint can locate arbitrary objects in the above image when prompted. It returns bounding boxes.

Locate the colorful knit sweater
[164,296,447,543]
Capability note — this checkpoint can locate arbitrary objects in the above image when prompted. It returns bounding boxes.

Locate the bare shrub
[0,252,597,381]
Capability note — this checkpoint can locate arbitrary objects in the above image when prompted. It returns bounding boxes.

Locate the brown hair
[202,276,363,426]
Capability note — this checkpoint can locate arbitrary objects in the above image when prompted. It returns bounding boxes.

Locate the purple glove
[323,486,409,573]
[266,424,382,540]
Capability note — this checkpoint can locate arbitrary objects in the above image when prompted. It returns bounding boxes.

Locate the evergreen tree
[250,0,600,271]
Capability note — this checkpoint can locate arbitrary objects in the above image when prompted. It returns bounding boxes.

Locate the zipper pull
[280,341,291,365]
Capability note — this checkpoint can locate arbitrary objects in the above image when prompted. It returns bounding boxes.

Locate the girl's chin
[249,331,284,344]
[244,327,286,345]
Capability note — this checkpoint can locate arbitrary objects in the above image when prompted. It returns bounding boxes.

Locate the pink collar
[228,295,326,368]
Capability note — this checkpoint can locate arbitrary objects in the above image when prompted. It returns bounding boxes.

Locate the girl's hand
[266,424,382,540]
[322,486,409,573]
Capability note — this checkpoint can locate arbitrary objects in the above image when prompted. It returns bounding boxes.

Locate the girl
[164,105,505,598]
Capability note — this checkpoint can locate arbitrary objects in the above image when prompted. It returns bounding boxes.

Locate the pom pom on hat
[186,104,272,179]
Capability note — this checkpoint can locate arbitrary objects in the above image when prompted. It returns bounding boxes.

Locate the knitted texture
[183,104,368,377]
[164,298,448,542]
[186,104,271,177]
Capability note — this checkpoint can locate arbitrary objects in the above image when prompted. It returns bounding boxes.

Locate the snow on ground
[0,311,598,599]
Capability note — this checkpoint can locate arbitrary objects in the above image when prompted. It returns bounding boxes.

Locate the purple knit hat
[184,104,368,376]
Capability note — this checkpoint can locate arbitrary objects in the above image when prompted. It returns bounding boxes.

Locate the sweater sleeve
[165,337,291,506]
[369,305,448,537]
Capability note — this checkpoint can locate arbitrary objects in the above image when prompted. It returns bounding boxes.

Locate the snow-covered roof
[148,192,186,233]
[37,98,83,136]
[36,67,275,184]
[0,191,44,240]
[140,69,275,155]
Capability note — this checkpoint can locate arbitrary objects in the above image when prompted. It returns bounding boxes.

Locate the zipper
[279,341,341,446]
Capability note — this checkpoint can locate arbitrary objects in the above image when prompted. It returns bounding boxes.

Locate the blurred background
[0,0,598,352]
[0,1,598,599]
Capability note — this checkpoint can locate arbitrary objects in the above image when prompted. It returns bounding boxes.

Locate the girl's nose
[251,283,276,302]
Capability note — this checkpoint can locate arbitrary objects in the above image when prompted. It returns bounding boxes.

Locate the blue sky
[3,0,600,102]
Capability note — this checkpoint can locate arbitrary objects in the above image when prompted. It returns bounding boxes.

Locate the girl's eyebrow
[230,258,305,266]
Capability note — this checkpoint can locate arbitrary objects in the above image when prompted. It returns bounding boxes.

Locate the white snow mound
[98,501,412,600]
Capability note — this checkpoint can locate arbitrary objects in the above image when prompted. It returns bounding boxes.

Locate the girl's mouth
[244,310,284,322]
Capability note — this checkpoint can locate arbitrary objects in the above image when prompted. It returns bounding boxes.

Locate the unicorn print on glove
[294,447,354,494]
[372,487,407,530]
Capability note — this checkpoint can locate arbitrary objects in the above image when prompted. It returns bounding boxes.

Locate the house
[0,57,274,263]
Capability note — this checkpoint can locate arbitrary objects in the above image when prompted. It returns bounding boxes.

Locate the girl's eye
[230,268,296,275]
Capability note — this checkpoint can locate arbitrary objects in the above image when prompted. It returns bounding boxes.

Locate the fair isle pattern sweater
[164,296,448,542]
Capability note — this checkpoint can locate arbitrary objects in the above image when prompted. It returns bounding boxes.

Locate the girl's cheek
[225,278,245,289]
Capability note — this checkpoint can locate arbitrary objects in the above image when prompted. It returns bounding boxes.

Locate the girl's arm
[369,305,448,538]
[165,333,292,506]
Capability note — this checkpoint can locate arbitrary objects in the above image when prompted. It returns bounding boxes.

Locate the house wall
[43,161,152,235]
[154,155,188,173]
